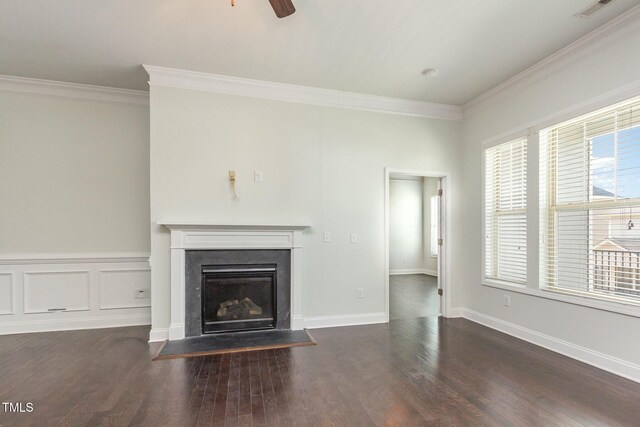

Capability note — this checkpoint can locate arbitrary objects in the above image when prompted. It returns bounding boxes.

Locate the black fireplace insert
[201,264,277,334]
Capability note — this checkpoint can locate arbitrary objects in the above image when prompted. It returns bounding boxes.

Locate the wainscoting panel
[99,269,151,310]
[0,273,14,315]
[24,270,91,313]
[0,253,150,335]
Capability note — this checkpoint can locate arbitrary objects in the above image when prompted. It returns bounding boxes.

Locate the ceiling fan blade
[268,0,295,18]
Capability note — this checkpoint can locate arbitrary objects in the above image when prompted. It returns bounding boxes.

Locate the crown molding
[143,65,462,121]
[463,4,640,115]
[0,74,149,106]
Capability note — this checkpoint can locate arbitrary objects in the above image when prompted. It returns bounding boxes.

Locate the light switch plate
[323,232,331,242]
[254,171,263,182]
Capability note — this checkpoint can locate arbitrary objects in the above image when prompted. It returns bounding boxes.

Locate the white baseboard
[303,312,387,329]
[448,307,465,318]
[389,269,437,276]
[149,327,169,342]
[459,308,640,384]
[149,312,387,340]
[0,313,150,336]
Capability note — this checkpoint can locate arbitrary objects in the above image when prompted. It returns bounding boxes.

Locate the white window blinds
[540,97,640,302]
[484,137,528,284]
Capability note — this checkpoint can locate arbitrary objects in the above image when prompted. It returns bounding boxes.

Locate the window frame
[481,132,530,289]
[480,93,640,319]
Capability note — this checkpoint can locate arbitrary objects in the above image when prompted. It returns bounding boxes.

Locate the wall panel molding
[23,270,91,314]
[98,269,151,310]
[0,254,150,335]
[0,273,14,315]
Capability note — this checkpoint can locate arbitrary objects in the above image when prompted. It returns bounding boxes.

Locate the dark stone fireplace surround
[184,249,291,337]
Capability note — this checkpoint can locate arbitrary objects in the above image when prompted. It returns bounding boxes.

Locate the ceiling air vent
[575,0,615,19]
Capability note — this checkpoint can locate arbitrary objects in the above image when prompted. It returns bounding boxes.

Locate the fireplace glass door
[201,265,276,334]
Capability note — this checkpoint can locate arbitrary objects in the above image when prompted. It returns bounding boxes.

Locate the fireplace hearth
[202,265,277,334]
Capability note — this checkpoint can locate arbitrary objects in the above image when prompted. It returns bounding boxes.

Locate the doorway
[384,168,449,321]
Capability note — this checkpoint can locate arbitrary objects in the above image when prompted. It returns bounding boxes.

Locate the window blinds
[485,137,528,284]
[540,97,640,302]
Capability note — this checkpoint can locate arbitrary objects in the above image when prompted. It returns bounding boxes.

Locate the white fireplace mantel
[158,220,310,340]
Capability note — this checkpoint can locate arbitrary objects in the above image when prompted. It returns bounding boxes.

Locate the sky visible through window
[591,125,640,199]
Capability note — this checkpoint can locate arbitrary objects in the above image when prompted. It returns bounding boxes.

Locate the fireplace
[202,264,277,333]
[183,249,292,338]
[157,222,308,341]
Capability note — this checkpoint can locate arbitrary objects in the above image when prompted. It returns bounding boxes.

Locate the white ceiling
[1,0,639,105]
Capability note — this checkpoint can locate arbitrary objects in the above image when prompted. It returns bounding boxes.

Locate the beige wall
[149,86,461,330]
[0,91,150,253]
[389,178,424,271]
[460,27,640,364]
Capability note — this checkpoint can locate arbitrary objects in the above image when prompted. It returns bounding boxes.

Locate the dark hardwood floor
[390,274,439,319]
[2,318,640,426]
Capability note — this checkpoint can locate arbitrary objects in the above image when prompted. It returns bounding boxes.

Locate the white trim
[303,312,387,329]
[149,328,169,343]
[0,74,149,106]
[459,308,640,384]
[0,255,151,335]
[143,65,462,121]
[98,269,152,310]
[389,269,437,276]
[0,313,150,336]
[384,168,451,320]
[483,281,640,318]
[480,80,640,145]
[448,307,465,318]
[464,5,640,114]
[0,252,150,265]
[23,270,91,314]
[0,273,14,315]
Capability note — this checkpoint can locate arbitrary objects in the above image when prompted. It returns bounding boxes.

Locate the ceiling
[1,0,639,105]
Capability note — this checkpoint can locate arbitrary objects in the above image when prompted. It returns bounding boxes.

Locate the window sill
[482,281,640,318]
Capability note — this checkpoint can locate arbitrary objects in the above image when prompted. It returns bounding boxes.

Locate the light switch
[254,171,263,182]
[323,232,331,242]
[350,232,358,243]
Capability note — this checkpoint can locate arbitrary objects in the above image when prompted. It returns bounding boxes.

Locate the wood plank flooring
[1,318,640,426]
[389,274,439,319]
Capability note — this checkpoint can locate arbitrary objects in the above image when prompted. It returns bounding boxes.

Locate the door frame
[384,167,452,321]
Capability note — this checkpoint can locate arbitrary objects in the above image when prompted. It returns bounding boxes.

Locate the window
[430,195,439,256]
[540,97,640,303]
[484,137,528,285]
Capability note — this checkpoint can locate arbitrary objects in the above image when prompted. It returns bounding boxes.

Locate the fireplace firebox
[201,264,277,334]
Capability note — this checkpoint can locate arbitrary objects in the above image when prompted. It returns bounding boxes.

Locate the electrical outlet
[135,289,150,299]
[323,231,331,242]
[350,232,358,243]
[357,288,364,299]
[254,170,263,182]
[503,295,511,307]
